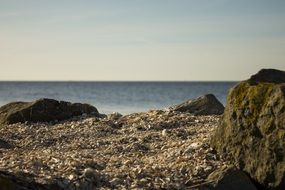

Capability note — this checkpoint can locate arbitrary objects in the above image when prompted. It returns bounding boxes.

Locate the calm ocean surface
[0,82,237,114]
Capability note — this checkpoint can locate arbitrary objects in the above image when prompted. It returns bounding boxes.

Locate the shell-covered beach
[0,110,226,189]
[0,69,285,190]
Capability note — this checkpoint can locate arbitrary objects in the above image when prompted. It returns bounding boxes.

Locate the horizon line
[0,80,239,83]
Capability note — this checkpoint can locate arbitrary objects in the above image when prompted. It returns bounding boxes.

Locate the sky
[0,0,285,81]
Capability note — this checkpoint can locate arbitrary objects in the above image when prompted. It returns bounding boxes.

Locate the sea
[0,82,237,114]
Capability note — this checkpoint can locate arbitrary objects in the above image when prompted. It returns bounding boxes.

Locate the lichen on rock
[211,69,285,189]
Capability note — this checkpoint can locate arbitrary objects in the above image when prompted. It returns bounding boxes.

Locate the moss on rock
[211,69,285,189]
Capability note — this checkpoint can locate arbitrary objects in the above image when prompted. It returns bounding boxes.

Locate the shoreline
[0,110,227,189]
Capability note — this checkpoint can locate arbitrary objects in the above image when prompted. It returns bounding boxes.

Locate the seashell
[0,110,226,189]
[161,129,167,137]
[68,174,75,180]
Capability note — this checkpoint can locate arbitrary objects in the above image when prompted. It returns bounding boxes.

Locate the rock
[0,139,13,149]
[0,98,100,124]
[171,94,224,115]
[0,170,53,190]
[0,173,15,190]
[248,68,285,84]
[203,166,257,190]
[211,69,285,189]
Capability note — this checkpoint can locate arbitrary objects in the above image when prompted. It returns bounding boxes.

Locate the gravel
[0,110,228,189]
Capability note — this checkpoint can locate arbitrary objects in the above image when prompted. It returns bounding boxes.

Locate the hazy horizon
[0,80,239,82]
[1,0,285,81]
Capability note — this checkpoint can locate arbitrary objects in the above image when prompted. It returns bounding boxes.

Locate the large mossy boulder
[171,94,224,115]
[0,98,99,124]
[211,69,285,189]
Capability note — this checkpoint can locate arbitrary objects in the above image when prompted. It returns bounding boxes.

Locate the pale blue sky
[0,0,285,81]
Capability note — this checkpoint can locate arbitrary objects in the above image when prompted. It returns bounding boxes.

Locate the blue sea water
[0,82,237,114]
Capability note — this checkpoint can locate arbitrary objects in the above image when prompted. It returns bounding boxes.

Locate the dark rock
[0,139,13,149]
[0,170,60,190]
[171,94,224,115]
[248,68,285,84]
[204,166,257,190]
[211,69,285,189]
[0,98,99,124]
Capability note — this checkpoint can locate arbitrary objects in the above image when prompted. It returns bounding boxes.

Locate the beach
[0,110,227,189]
[1,69,285,190]
[1,0,284,188]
